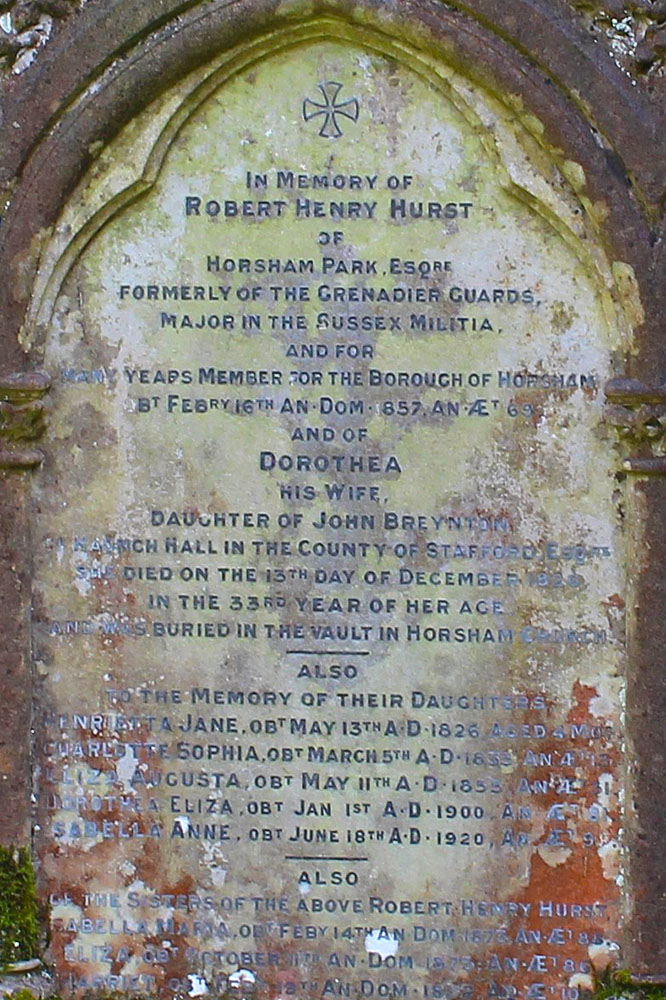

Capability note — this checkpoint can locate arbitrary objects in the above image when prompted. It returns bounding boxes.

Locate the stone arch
[20,12,636,355]
[1,0,660,369]
[0,0,664,979]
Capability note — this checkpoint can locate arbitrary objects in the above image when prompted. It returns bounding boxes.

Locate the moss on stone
[592,969,666,1000]
[0,848,41,969]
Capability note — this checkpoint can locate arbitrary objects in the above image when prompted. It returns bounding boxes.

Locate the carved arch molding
[1,0,666,980]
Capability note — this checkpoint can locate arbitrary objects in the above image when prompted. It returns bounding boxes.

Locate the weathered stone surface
[25,27,633,998]
[1,0,666,991]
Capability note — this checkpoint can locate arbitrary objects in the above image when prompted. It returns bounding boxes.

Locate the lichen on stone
[0,0,76,75]
[568,0,666,74]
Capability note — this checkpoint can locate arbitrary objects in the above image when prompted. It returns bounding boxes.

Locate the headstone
[1,2,665,998]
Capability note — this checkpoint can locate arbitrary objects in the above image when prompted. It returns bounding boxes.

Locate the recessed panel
[33,38,624,1000]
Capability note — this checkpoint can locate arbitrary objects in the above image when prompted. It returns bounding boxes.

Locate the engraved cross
[302,81,360,138]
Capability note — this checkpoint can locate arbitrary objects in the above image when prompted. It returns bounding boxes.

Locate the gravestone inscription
[29,30,628,1000]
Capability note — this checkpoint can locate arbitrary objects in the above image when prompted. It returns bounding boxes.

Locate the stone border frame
[1,0,665,976]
